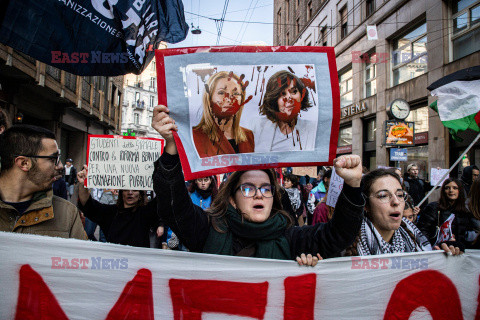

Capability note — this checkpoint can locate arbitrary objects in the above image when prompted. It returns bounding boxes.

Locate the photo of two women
[187,64,320,158]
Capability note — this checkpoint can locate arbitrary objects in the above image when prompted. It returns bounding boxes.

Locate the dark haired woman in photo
[417,178,476,248]
[77,167,163,248]
[344,169,462,256]
[152,105,365,261]
[253,70,316,152]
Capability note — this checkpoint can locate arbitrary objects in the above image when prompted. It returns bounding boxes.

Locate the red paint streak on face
[276,101,301,122]
[292,77,297,87]
[228,71,233,81]
[242,81,249,90]
[211,95,252,120]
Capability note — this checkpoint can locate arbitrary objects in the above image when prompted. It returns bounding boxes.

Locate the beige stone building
[121,42,167,138]
[0,45,123,166]
[274,0,480,179]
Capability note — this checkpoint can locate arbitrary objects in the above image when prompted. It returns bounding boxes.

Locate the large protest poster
[86,135,164,190]
[155,46,340,180]
[0,232,479,319]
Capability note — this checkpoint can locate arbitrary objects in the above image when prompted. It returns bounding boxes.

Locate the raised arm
[287,155,365,258]
[151,105,210,252]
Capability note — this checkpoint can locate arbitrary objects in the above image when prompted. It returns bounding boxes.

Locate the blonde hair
[193,71,247,144]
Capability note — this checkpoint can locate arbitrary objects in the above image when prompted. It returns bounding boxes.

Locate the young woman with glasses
[344,169,462,256]
[152,105,365,262]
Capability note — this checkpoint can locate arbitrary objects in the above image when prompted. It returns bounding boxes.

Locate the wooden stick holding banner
[417,132,480,207]
[86,135,164,191]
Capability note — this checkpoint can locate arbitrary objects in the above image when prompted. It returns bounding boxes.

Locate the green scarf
[203,204,292,260]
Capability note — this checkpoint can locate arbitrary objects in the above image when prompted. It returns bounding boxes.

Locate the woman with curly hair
[192,71,254,158]
[253,70,316,152]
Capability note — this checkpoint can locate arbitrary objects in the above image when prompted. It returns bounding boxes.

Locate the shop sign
[415,132,428,144]
[390,148,408,161]
[337,145,352,154]
[384,120,415,146]
[341,102,367,119]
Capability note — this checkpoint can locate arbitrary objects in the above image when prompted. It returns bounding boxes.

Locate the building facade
[0,45,123,166]
[274,0,480,179]
[121,43,167,138]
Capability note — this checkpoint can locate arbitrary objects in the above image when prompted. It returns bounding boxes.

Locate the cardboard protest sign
[292,166,318,177]
[1,232,479,319]
[326,167,344,208]
[155,46,340,180]
[86,135,164,190]
[430,168,449,187]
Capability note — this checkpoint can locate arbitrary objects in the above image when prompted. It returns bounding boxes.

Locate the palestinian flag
[428,66,480,141]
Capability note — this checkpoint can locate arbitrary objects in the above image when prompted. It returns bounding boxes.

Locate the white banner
[0,232,479,320]
[86,135,164,190]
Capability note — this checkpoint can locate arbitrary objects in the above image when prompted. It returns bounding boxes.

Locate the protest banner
[155,46,340,180]
[326,167,344,208]
[86,135,164,190]
[430,168,449,187]
[0,232,479,319]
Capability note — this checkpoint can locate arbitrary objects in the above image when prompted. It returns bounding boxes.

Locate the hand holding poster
[430,168,449,186]
[155,46,340,180]
[326,167,344,208]
[86,135,164,190]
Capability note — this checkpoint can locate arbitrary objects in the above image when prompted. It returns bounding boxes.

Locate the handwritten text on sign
[326,167,344,208]
[86,135,164,190]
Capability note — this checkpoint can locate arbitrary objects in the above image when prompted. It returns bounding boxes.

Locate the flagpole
[417,132,480,207]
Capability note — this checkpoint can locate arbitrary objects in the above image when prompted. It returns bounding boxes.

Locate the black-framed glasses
[236,183,274,198]
[15,154,61,166]
[370,190,407,203]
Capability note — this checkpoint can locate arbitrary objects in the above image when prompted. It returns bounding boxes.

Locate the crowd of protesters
[0,105,479,268]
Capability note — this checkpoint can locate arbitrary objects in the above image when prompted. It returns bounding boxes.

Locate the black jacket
[152,153,365,259]
[64,165,77,185]
[79,197,161,248]
[404,176,431,210]
[417,201,475,249]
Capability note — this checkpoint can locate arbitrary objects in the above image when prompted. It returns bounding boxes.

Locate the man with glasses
[0,125,87,239]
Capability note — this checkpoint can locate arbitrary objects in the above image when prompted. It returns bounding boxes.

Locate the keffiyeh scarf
[285,188,302,211]
[357,217,432,256]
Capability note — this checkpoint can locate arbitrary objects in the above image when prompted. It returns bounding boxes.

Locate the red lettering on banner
[284,273,316,320]
[106,268,154,320]
[383,270,463,320]
[169,279,268,320]
[15,264,68,320]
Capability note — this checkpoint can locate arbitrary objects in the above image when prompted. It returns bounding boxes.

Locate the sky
[169,0,274,48]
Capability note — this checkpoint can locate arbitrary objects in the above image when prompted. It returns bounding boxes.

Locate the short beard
[27,161,51,191]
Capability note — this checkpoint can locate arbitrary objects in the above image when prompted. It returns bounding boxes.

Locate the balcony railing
[134,100,145,110]
[46,65,61,81]
[82,80,91,102]
[15,50,36,64]
[92,90,100,109]
[65,72,77,92]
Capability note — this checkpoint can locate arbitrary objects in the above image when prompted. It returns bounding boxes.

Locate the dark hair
[259,70,312,123]
[323,169,332,181]
[207,169,293,232]
[438,178,468,214]
[283,173,299,188]
[469,176,480,220]
[361,169,403,220]
[117,190,147,211]
[0,125,56,172]
[188,176,218,200]
[0,108,10,132]
[405,194,415,210]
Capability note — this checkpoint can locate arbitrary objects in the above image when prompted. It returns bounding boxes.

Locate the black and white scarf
[357,217,432,256]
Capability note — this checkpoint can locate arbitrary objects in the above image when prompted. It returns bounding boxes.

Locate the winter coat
[190,191,212,210]
[152,153,365,259]
[404,176,431,210]
[460,165,479,196]
[417,201,476,248]
[79,196,161,248]
[0,189,87,239]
